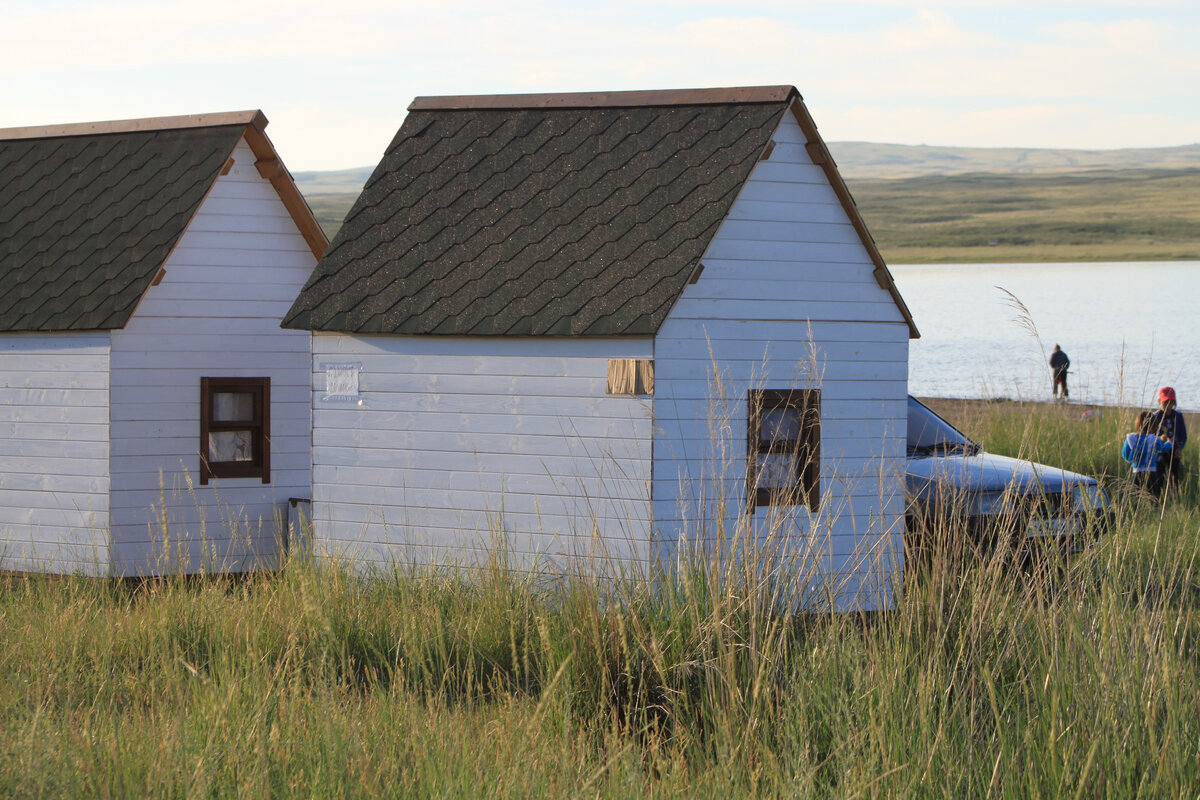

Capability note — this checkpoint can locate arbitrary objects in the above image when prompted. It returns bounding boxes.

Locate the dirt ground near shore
[917,396,1200,437]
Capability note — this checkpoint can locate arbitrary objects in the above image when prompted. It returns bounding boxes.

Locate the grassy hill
[297,143,1200,264]
[830,141,1200,179]
[853,167,1200,263]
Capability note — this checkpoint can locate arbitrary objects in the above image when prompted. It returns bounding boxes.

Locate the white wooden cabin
[283,86,919,610]
[0,111,326,576]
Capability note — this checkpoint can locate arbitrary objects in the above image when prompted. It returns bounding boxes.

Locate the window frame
[199,377,270,485]
[747,388,820,513]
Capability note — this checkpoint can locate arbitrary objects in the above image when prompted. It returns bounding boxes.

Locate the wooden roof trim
[240,121,329,261]
[786,98,920,340]
[409,85,798,111]
[0,110,266,141]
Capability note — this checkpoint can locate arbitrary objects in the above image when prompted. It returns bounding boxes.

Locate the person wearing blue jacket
[1122,411,1173,497]
[1148,386,1187,493]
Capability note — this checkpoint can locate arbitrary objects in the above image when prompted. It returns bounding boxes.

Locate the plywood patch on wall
[607,358,654,396]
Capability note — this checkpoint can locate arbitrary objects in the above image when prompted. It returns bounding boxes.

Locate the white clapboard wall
[651,109,910,610]
[0,331,111,574]
[310,335,654,572]
[108,138,315,576]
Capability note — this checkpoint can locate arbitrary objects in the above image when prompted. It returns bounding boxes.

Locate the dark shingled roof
[0,117,248,332]
[283,87,795,336]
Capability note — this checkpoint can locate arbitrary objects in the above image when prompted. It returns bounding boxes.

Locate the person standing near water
[1149,386,1187,493]
[1050,345,1070,400]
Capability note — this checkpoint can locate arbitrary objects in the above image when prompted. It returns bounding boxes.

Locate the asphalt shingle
[0,124,244,332]
[283,93,790,336]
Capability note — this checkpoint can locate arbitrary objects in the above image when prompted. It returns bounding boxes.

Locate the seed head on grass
[996,285,1048,375]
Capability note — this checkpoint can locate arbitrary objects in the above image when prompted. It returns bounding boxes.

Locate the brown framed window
[200,377,270,485]
[748,389,820,513]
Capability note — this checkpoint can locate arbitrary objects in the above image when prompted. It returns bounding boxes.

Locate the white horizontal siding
[716,220,863,245]
[313,465,648,498]
[652,109,910,611]
[0,370,109,390]
[108,138,314,577]
[724,200,851,225]
[0,332,110,575]
[109,399,310,424]
[695,260,893,284]
[311,334,654,573]
[658,319,908,343]
[701,239,879,264]
[655,342,908,369]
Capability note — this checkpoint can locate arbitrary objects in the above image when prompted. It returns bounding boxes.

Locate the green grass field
[303,167,1200,265]
[852,168,1200,264]
[2,401,1198,797]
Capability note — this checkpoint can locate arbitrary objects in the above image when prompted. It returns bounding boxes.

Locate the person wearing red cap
[1148,387,1187,493]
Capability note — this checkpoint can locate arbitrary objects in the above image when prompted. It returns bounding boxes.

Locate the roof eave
[239,115,330,261]
[408,85,799,111]
[0,110,267,141]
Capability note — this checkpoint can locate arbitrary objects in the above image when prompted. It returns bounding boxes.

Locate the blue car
[905,396,1111,556]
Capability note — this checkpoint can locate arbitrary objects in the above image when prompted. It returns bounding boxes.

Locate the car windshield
[907,396,979,456]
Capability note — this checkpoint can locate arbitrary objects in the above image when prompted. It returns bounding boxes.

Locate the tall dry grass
[1,401,1199,797]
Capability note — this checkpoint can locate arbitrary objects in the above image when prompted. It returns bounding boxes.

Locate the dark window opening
[200,377,270,485]
[748,389,820,513]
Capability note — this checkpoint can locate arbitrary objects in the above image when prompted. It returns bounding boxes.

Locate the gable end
[786,100,918,339]
[0,112,327,333]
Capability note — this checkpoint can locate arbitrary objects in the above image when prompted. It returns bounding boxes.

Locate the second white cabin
[284,86,919,610]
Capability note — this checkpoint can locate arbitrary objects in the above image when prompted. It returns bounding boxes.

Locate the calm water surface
[890,261,1200,410]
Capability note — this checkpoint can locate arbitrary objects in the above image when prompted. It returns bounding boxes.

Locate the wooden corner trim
[787,99,920,340]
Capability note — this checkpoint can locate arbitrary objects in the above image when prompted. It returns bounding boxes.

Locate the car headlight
[1071,484,1107,511]
[964,491,1008,517]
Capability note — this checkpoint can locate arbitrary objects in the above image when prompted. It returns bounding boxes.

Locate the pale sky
[3,0,1198,171]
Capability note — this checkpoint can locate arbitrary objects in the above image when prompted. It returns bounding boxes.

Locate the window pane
[213,392,255,422]
[209,430,253,462]
[760,407,802,442]
[756,453,798,489]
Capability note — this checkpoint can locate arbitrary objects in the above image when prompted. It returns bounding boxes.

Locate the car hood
[906,451,1098,500]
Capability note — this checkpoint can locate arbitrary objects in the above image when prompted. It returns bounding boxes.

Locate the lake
[890,261,1200,410]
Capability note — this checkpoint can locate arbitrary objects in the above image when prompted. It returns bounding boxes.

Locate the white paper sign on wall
[322,363,362,404]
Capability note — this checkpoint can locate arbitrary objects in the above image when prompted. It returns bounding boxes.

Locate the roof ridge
[0,110,267,141]
[409,86,797,111]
